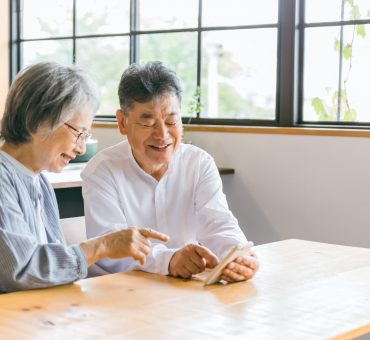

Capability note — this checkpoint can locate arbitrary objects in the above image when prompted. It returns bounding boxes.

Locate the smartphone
[203,241,254,285]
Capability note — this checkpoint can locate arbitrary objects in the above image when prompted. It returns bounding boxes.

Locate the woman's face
[33,105,93,173]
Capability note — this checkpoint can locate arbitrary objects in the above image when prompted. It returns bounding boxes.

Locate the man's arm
[194,152,259,282]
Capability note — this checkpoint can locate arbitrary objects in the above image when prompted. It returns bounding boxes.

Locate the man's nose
[153,121,169,138]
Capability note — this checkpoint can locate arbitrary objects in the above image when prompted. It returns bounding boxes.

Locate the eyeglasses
[64,122,92,145]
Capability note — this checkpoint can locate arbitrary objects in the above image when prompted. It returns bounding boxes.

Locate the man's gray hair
[118,61,182,113]
[1,61,100,144]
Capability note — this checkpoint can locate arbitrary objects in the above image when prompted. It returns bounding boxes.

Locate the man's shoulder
[179,143,213,163]
[81,140,130,177]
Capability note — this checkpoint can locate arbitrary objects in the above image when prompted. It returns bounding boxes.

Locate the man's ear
[116,109,127,136]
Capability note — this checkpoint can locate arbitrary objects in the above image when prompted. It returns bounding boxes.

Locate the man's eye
[166,121,177,126]
[139,121,155,127]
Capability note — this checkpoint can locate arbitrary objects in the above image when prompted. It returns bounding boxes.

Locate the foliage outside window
[303,0,370,125]
[10,0,370,128]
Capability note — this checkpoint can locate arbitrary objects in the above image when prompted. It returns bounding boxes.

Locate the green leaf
[343,44,352,60]
[334,38,340,51]
[346,0,354,6]
[350,5,361,20]
[311,97,328,119]
[343,108,357,121]
[356,25,366,38]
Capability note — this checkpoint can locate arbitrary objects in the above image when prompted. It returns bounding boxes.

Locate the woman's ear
[116,109,127,135]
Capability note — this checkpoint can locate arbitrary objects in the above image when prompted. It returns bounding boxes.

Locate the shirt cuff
[72,245,89,279]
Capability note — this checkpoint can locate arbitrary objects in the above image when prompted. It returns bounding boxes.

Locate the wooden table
[1,239,369,339]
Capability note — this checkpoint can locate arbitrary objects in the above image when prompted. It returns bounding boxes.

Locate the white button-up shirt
[81,140,248,275]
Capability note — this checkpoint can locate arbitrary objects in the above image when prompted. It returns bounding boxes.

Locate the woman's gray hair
[0,61,100,144]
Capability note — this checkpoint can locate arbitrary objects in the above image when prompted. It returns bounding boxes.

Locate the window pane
[201,29,277,120]
[22,0,73,39]
[76,0,130,35]
[303,25,370,123]
[138,32,198,117]
[303,27,340,122]
[202,0,278,26]
[305,0,342,23]
[76,37,130,116]
[340,24,370,122]
[22,40,73,67]
[306,0,370,23]
[138,0,198,30]
[344,0,370,20]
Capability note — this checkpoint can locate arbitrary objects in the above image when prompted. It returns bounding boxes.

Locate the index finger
[194,245,219,268]
[140,228,170,242]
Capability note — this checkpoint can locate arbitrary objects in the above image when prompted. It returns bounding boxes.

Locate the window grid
[9,0,370,129]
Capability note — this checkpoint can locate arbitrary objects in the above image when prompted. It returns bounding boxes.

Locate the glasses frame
[64,122,92,145]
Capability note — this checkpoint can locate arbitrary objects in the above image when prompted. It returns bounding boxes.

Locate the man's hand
[169,244,219,279]
[220,252,259,283]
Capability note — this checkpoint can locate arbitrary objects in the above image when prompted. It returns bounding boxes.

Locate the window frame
[8,0,370,129]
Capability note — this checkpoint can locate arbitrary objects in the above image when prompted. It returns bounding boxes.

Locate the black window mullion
[72,0,76,63]
[277,0,297,127]
[336,0,346,121]
[297,0,305,124]
[196,0,202,119]
[9,0,21,83]
[130,0,139,63]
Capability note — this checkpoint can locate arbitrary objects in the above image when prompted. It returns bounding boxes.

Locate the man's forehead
[137,111,179,119]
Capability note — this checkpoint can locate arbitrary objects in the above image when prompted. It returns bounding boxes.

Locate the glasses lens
[77,132,91,144]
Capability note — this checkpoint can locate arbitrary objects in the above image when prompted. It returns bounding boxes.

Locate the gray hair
[1,61,100,144]
[118,61,182,113]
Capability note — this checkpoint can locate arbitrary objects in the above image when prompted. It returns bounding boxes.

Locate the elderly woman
[0,62,169,293]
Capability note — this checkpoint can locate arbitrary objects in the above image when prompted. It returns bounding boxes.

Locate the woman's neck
[1,142,41,173]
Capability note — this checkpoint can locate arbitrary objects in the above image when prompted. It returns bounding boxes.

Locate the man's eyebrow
[139,113,154,119]
[167,112,180,117]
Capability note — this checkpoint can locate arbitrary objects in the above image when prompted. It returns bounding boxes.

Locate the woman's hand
[80,227,169,266]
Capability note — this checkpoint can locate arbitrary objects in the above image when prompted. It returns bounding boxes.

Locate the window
[301,0,370,126]
[9,0,370,128]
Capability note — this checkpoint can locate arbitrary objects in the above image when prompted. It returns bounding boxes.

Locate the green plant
[311,0,369,122]
[186,86,203,124]
[182,86,203,143]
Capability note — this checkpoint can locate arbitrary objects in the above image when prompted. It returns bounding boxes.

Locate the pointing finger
[140,227,170,242]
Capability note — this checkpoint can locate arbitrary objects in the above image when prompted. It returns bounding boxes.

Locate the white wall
[93,126,370,248]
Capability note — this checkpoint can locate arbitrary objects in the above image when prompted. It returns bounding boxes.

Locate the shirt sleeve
[82,161,177,275]
[194,152,248,258]
[0,174,88,293]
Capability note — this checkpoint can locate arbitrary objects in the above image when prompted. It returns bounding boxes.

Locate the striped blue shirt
[0,151,88,293]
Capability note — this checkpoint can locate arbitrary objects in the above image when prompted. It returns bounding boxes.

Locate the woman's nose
[74,142,86,155]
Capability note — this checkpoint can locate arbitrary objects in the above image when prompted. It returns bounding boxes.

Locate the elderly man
[82,61,259,282]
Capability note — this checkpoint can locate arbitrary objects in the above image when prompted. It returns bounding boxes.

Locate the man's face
[116,92,182,178]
